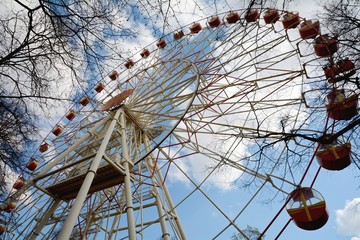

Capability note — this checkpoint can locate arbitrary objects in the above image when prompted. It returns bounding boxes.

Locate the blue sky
[2,0,360,239]
[162,157,360,239]
[140,1,360,239]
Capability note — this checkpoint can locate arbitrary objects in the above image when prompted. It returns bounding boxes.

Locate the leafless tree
[232,225,263,240]
[0,0,137,197]
[0,0,217,197]
[200,1,360,202]
[0,99,37,199]
[322,0,360,64]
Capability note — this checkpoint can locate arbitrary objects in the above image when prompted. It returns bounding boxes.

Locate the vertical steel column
[153,191,170,240]
[119,109,137,240]
[108,191,126,240]
[57,110,121,240]
[154,163,187,240]
[143,136,187,240]
[27,199,61,240]
[143,144,170,239]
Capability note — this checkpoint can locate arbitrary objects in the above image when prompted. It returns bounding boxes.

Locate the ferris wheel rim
[3,6,352,240]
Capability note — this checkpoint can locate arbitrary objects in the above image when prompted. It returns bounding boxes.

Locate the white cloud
[336,198,360,239]
[0,162,33,206]
[1,163,18,193]
[0,0,37,16]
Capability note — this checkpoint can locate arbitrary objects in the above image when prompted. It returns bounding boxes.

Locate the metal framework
[1,7,357,240]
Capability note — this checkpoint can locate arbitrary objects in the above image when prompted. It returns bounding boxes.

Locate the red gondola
[338,59,355,72]
[140,48,150,58]
[286,187,328,230]
[282,12,300,29]
[226,11,240,24]
[208,16,221,28]
[65,109,76,121]
[39,142,49,152]
[156,39,167,49]
[26,158,39,171]
[314,34,338,57]
[80,96,91,106]
[326,89,358,120]
[125,59,135,69]
[94,83,105,93]
[13,178,25,190]
[245,9,260,23]
[109,70,119,80]
[334,59,356,83]
[316,135,351,170]
[323,64,339,79]
[299,20,320,39]
[189,22,202,34]
[4,202,16,213]
[0,225,5,234]
[263,9,280,24]
[52,124,63,136]
[324,59,356,83]
[173,30,185,40]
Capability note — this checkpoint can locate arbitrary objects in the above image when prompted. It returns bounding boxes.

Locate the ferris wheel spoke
[4,8,341,240]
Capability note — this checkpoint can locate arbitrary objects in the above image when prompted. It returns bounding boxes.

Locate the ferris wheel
[0,7,357,240]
